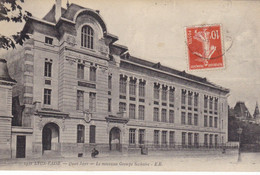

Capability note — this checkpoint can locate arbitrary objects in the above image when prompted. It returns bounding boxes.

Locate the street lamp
[237,127,243,162]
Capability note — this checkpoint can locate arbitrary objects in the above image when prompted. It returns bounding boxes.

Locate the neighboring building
[4,0,229,158]
[232,101,254,123]
[253,102,260,124]
[0,59,16,159]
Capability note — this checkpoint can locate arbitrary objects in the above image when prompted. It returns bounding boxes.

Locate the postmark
[185,24,225,70]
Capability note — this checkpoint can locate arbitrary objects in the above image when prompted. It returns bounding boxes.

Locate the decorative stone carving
[66,35,76,46]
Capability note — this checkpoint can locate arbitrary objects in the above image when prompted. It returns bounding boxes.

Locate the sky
[0,0,260,113]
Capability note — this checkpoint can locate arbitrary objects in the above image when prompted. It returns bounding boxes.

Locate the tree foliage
[0,0,32,50]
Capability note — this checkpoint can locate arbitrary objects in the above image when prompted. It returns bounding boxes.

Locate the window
[161,86,167,101]
[89,92,96,112]
[209,134,213,147]
[194,114,198,126]
[169,131,175,147]
[129,79,136,96]
[181,90,186,105]
[181,112,186,125]
[154,84,160,100]
[194,93,198,107]
[204,134,208,146]
[154,130,159,145]
[153,108,159,122]
[188,113,192,125]
[45,37,53,45]
[188,133,192,146]
[215,135,218,147]
[169,110,174,123]
[139,82,145,97]
[90,67,96,81]
[89,125,96,143]
[204,96,208,109]
[44,61,52,77]
[214,98,218,111]
[204,115,208,127]
[129,129,136,144]
[169,88,175,103]
[129,104,136,119]
[138,105,145,120]
[77,125,85,143]
[194,133,199,147]
[162,131,167,147]
[188,92,192,106]
[81,25,94,49]
[119,102,126,112]
[209,98,213,110]
[77,90,84,110]
[77,64,84,79]
[119,77,127,94]
[161,109,167,122]
[108,75,112,89]
[44,89,51,105]
[209,116,213,127]
[108,98,111,112]
[139,129,145,144]
[214,117,218,128]
[182,132,186,146]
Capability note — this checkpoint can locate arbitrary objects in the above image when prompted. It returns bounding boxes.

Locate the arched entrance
[109,127,121,151]
[42,123,60,153]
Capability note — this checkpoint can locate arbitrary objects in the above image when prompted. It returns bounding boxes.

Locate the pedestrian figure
[91,148,99,158]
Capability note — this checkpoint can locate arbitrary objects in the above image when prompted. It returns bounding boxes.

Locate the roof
[123,55,229,92]
[234,101,252,119]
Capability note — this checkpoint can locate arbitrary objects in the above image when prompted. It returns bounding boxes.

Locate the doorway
[42,123,60,153]
[16,136,26,158]
[109,127,121,151]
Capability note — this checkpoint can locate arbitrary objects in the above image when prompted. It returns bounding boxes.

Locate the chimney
[55,0,62,22]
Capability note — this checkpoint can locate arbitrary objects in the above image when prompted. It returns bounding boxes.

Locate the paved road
[0,150,259,171]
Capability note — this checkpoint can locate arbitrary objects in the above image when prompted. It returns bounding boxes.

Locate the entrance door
[109,127,121,151]
[43,127,52,150]
[16,136,26,158]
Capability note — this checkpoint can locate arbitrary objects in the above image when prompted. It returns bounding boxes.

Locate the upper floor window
[129,79,136,96]
[214,98,218,111]
[119,76,127,94]
[153,107,159,122]
[161,109,167,122]
[181,90,186,105]
[44,89,51,105]
[138,105,145,120]
[81,25,94,49]
[194,93,199,107]
[188,92,192,106]
[77,90,84,110]
[161,86,167,101]
[129,104,136,119]
[169,88,175,103]
[45,37,53,45]
[89,66,96,81]
[77,63,84,79]
[119,102,126,112]
[44,61,52,77]
[154,83,160,100]
[209,98,213,110]
[108,75,112,90]
[139,81,145,98]
[89,92,96,112]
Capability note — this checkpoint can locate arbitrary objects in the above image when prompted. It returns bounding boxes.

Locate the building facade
[4,0,229,158]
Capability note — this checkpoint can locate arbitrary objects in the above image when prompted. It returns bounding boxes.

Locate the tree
[0,0,32,50]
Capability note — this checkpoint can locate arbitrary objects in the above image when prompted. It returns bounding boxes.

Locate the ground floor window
[182,132,186,146]
[188,133,192,146]
[138,129,145,144]
[215,135,218,147]
[129,129,136,144]
[77,125,85,143]
[89,125,96,143]
[169,131,175,147]
[194,133,199,147]
[161,131,167,147]
[204,134,208,147]
[154,130,159,146]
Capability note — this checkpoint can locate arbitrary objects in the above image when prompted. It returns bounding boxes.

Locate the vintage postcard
[0,0,260,172]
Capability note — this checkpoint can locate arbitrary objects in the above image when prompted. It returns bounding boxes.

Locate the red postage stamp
[186,24,224,70]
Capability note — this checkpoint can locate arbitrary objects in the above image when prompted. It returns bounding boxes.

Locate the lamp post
[237,127,243,162]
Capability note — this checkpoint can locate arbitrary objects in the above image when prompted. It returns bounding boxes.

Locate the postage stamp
[185,24,224,70]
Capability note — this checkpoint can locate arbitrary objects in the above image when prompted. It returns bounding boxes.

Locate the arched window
[81,25,94,49]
